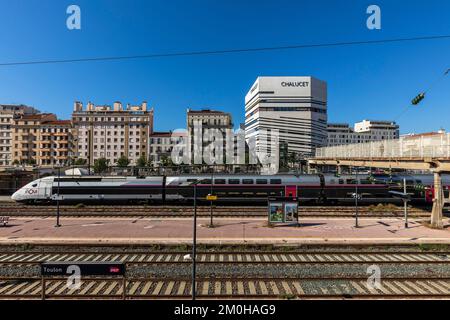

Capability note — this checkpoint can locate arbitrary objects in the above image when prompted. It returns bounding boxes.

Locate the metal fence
[315,133,450,159]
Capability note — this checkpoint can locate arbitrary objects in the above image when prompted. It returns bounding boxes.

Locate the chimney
[142,101,147,111]
[73,101,83,112]
[87,102,94,111]
[113,101,122,111]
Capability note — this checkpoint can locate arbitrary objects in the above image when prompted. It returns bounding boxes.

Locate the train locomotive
[11,173,450,205]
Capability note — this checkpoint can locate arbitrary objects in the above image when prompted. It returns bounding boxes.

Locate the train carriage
[322,174,392,203]
[164,175,322,203]
[10,173,450,205]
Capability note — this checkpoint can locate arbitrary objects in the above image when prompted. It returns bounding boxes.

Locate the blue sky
[0,0,449,133]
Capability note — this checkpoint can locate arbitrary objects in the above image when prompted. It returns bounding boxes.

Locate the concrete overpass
[310,132,450,229]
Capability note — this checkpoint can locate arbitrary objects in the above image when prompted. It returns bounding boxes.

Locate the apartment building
[11,114,73,166]
[72,101,154,166]
[327,120,399,146]
[0,104,39,166]
[187,108,233,164]
[149,131,187,166]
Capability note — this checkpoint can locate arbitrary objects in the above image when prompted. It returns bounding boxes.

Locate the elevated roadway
[310,132,450,229]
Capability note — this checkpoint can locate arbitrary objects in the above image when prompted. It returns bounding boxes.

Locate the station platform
[0,216,449,245]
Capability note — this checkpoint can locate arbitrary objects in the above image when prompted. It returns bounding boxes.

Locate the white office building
[245,76,328,159]
[327,120,399,146]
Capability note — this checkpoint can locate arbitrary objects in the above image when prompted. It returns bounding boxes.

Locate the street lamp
[209,168,214,227]
[403,178,409,228]
[354,167,360,228]
[180,178,205,300]
[388,178,411,228]
[55,166,61,228]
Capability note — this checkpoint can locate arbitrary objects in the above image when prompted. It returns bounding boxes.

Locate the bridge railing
[315,133,450,159]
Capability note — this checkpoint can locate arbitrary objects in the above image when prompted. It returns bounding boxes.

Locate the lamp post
[354,167,359,228]
[55,166,61,228]
[209,168,214,227]
[403,178,408,228]
[192,180,199,300]
[180,179,203,300]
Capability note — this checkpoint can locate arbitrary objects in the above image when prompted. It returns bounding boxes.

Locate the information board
[267,197,299,224]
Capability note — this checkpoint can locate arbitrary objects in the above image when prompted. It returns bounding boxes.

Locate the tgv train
[11,173,450,205]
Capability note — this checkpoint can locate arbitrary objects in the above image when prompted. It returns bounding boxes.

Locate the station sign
[206,194,218,201]
[41,262,125,276]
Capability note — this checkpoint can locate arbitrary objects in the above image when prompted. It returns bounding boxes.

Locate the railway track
[0,251,449,264]
[0,204,432,218]
[0,277,448,299]
[0,250,448,299]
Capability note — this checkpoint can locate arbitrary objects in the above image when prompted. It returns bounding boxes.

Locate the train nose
[11,190,23,201]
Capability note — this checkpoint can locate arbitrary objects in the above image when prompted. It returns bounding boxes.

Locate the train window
[228,179,240,184]
[214,179,226,184]
[32,183,38,187]
[202,179,212,184]
[270,179,282,185]
[187,179,197,183]
[360,180,371,184]
[242,179,254,184]
[339,179,344,184]
[256,179,268,184]
[347,179,356,184]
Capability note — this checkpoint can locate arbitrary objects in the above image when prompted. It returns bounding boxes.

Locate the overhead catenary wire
[423,67,450,94]
[1,34,450,67]
[393,67,450,121]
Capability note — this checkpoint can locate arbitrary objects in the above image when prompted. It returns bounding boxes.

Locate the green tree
[160,154,173,167]
[288,152,297,168]
[74,158,87,165]
[146,159,154,168]
[12,159,20,166]
[117,155,130,167]
[94,158,109,173]
[136,155,147,167]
